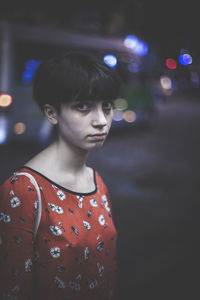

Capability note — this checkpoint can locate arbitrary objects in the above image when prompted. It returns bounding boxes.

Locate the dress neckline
[20,166,97,196]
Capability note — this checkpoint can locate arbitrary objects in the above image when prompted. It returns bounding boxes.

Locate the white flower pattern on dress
[97,241,104,252]
[10,175,18,184]
[13,235,22,244]
[0,212,11,223]
[0,212,4,221]
[50,225,62,236]
[98,214,105,226]
[48,203,64,214]
[10,197,21,208]
[56,190,66,201]
[9,190,15,196]
[4,214,11,223]
[68,274,82,291]
[83,220,91,230]
[25,258,32,272]
[50,247,61,258]
[76,195,84,208]
[84,247,90,260]
[71,226,79,235]
[97,262,104,277]
[87,278,98,289]
[101,194,111,217]
[69,281,80,291]
[90,198,98,207]
[34,200,38,210]
[54,276,66,288]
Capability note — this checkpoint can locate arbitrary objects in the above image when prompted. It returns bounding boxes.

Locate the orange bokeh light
[123,110,136,123]
[0,94,13,107]
[14,122,26,135]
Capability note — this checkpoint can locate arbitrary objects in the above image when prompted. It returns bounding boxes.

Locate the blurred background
[0,0,200,299]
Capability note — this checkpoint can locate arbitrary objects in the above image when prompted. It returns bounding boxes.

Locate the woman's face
[56,100,113,151]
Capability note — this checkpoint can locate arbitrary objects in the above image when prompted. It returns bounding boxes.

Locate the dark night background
[1,0,200,58]
[1,1,200,299]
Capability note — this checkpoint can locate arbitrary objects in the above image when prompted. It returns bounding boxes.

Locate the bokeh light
[124,35,138,49]
[39,119,52,141]
[160,76,172,90]
[124,35,148,56]
[0,115,7,144]
[190,72,199,85]
[114,98,128,110]
[0,94,12,107]
[22,59,42,85]
[103,54,118,68]
[166,58,177,69]
[14,122,26,135]
[133,41,148,56]
[128,62,141,73]
[123,110,136,123]
[179,54,192,65]
[113,109,124,121]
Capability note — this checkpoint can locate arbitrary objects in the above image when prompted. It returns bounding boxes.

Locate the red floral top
[0,167,117,300]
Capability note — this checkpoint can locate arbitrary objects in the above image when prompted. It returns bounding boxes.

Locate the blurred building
[0,14,156,146]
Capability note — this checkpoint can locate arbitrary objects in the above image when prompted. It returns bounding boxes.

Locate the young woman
[0,51,121,299]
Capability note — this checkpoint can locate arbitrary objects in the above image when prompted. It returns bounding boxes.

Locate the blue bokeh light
[103,54,118,68]
[179,54,192,65]
[22,59,42,85]
[124,35,138,49]
[124,35,148,56]
[134,41,148,56]
[0,116,7,144]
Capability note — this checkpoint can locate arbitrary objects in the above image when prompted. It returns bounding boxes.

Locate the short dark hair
[33,51,121,112]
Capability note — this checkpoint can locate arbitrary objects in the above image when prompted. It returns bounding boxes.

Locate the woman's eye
[75,103,90,111]
[102,102,113,110]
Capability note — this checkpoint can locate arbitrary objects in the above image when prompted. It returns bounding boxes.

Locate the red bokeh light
[166,58,177,70]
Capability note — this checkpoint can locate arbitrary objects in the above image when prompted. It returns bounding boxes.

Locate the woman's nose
[91,108,107,128]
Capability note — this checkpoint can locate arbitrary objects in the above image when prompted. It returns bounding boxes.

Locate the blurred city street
[1,93,200,299]
[88,93,200,300]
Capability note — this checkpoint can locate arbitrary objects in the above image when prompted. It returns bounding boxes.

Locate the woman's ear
[44,104,58,125]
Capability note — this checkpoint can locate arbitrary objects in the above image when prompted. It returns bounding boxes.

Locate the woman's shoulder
[0,169,39,229]
[94,170,108,192]
[0,168,37,196]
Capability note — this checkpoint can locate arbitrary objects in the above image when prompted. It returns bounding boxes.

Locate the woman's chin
[87,141,105,150]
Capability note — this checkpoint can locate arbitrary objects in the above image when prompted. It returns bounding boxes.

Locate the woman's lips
[88,133,106,141]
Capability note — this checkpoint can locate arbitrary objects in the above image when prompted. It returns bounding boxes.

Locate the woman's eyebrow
[72,100,93,105]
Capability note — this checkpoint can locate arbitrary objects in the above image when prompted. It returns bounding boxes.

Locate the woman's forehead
[70,99,112,104]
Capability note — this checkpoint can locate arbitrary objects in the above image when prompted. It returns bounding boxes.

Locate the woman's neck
[24,139,95,193]
[50,139,88,174]
[25,138,89,177]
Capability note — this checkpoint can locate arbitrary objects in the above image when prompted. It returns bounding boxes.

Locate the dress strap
[14,172,42,240]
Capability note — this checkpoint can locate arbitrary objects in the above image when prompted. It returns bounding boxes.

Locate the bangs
[33,52,121,112]
[59,61,121,103]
